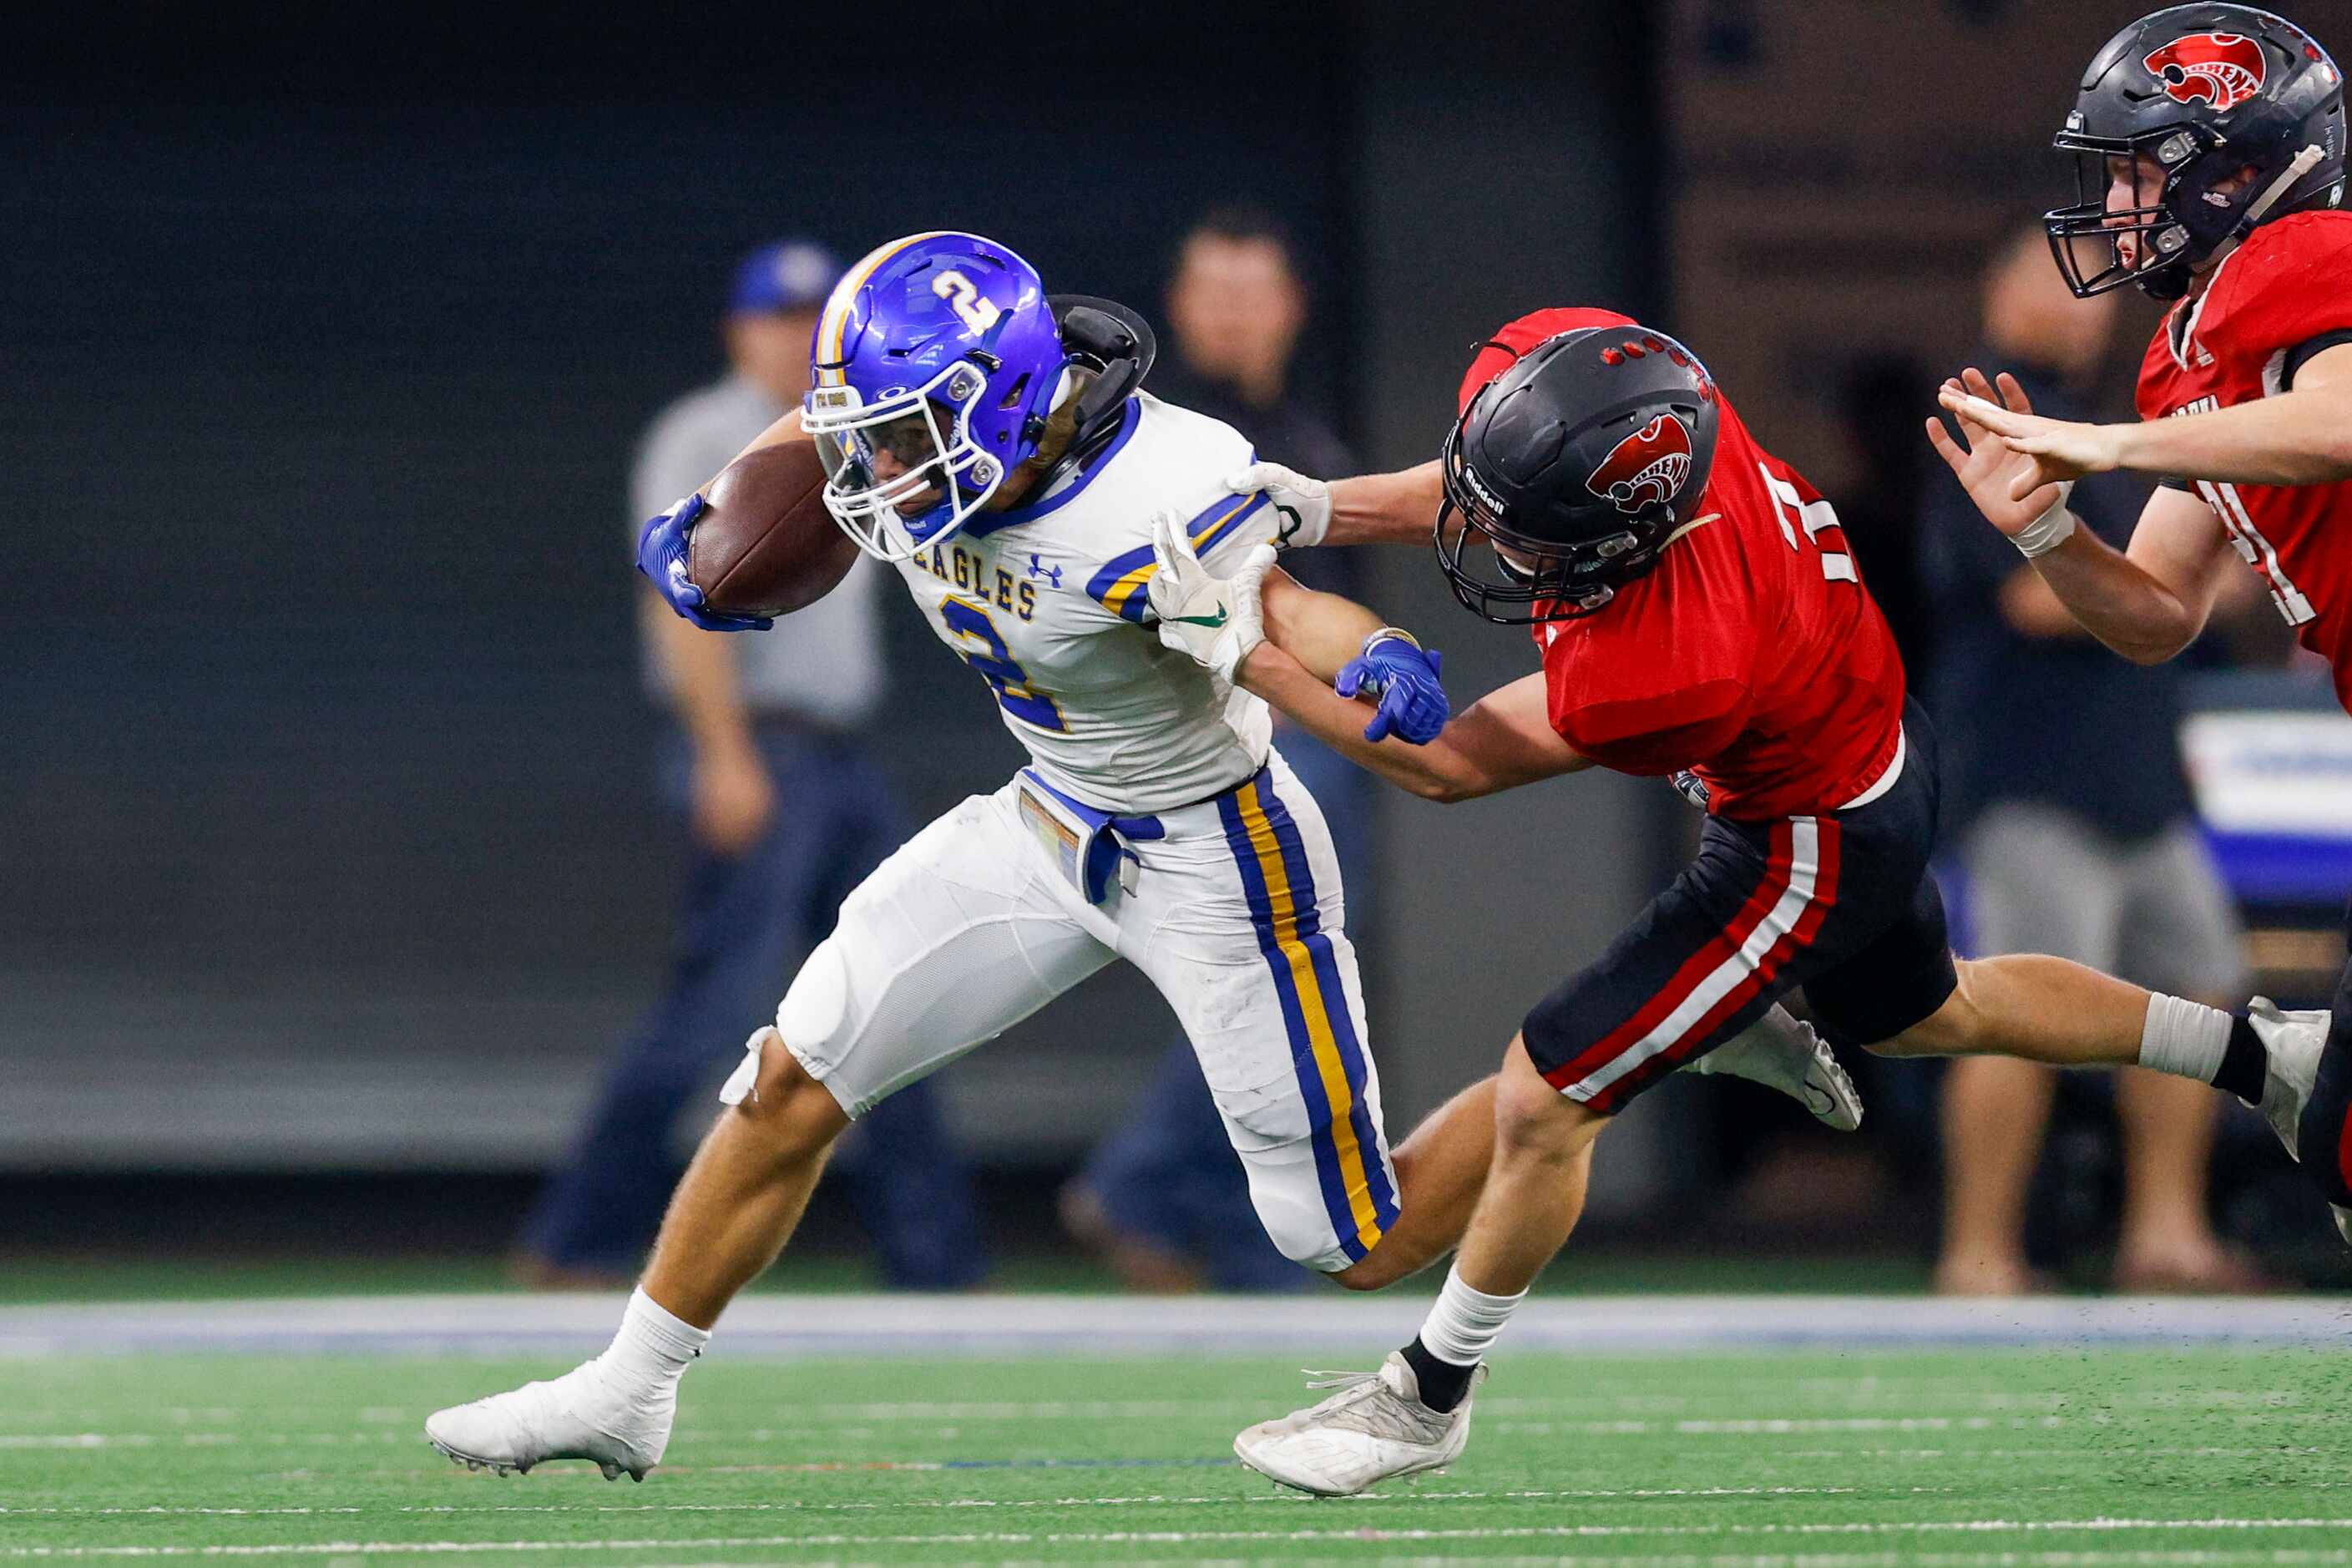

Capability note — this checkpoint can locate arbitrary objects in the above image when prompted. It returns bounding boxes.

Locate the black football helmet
[2046,4,2345,299]
[1435,325,1720,624]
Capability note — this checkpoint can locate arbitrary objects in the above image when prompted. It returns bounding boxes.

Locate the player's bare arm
[1944,345,2352,489]
[1326,461,1447,546]
[1257,566,1388,681]
[1930,371,2239,664]
[1241,649,1586,802]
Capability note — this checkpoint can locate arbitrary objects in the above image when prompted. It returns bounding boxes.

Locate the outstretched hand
[1223,462,1330,549]
[1925,368,2121,524]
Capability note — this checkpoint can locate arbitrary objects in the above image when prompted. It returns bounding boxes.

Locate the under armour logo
[1273,502,1304,548]
[1029,554,1063,587]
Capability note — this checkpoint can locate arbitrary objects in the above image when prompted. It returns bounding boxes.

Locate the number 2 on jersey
[938,597,1069,731]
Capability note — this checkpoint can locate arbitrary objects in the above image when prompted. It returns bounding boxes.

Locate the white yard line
[8,1518,2352,1558]
[7,1292,2350,1359]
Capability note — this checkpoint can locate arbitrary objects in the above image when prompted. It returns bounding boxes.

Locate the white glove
[1225,462,1330,549]
[1147,510,1273,684]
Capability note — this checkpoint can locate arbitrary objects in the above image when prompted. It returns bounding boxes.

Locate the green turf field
[5,1345,2350,1564]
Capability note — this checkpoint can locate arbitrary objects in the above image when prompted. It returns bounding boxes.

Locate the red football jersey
[1463,308,1907,820]
[2135,210,2352,713]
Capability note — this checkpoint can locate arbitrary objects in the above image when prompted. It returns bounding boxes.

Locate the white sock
[1416,1262,1527,1368]
[599,1287,711,1389]
[2137,993,2232,1083]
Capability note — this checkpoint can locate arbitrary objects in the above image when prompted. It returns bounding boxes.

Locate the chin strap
[2234,144,2328,239]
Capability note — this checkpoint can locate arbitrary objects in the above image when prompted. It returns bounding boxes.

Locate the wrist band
[1361,626,1421,658]
[2014,483,2076,559]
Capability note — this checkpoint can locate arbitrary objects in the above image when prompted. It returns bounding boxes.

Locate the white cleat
[1233,1351,1484,1497]
[424,1359,670,1482]
[2242,997,2352,1246]
[1687,1008,1864,1130]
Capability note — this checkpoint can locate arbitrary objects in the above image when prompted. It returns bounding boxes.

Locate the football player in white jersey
[424,232,1851,1482]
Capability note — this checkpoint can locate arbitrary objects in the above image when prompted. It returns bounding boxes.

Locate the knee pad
[777,938,853,1060]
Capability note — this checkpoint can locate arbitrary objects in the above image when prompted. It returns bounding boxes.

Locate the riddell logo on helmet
[1586,415,1692,515]
[2142,33,2267,110]
[1460,461,1509,517]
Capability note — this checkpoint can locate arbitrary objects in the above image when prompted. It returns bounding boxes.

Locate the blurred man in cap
[1919,226,2253,1295]
[515,239,987,1291]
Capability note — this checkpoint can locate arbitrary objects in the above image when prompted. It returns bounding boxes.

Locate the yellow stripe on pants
[1234,778,1384,1256]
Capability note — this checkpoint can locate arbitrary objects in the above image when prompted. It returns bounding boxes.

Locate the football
[688,435,859,619]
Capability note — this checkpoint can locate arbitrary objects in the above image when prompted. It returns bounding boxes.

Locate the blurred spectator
[1147,208,1355,500]
[1917,227,2254,1295]
[514,240,987,1291]
[1836,353,1940,688]
[1060,209,1365,1292]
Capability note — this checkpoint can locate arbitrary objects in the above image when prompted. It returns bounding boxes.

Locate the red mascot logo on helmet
[2142,33,2267,110]
[1586,415,1692,516]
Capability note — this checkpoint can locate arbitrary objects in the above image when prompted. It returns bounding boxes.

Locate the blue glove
[1336,633,1449,745]
[635,493,773,632]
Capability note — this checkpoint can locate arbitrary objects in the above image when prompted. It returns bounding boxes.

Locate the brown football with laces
[686,435,858,619]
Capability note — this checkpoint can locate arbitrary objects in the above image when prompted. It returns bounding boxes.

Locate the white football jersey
[890,393,1286,814]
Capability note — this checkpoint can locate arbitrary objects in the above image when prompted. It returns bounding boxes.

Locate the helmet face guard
[2045,124,2218,297]
[804,358,1018,563]
[1431,412,1662,625]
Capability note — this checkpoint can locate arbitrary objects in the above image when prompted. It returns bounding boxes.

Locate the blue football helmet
[802,231,1072,561]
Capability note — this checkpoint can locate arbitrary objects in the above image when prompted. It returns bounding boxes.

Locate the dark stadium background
[6,0,2347,1285]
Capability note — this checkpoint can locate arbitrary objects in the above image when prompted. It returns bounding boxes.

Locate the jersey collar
[2169,239,2248,372]
[960,397,1144,540]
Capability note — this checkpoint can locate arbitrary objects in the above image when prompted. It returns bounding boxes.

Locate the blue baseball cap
[729,240,840,316]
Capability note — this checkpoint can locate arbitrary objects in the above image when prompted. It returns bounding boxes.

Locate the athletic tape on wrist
[2013,482,2077,559]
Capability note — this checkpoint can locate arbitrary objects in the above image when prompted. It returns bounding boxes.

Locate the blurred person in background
[1836,355,1940,689]
[1918,226,2253,1296]
[1059,208,1366,1291]
[514,239,987,1292]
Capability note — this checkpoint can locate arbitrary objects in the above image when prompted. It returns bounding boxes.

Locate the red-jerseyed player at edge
[1134,297,2327,1495]
[1934,6,2352,1231]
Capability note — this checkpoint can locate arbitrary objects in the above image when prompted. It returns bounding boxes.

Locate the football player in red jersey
[1930,3,2352,1242]
[1136,302,2314,1496]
